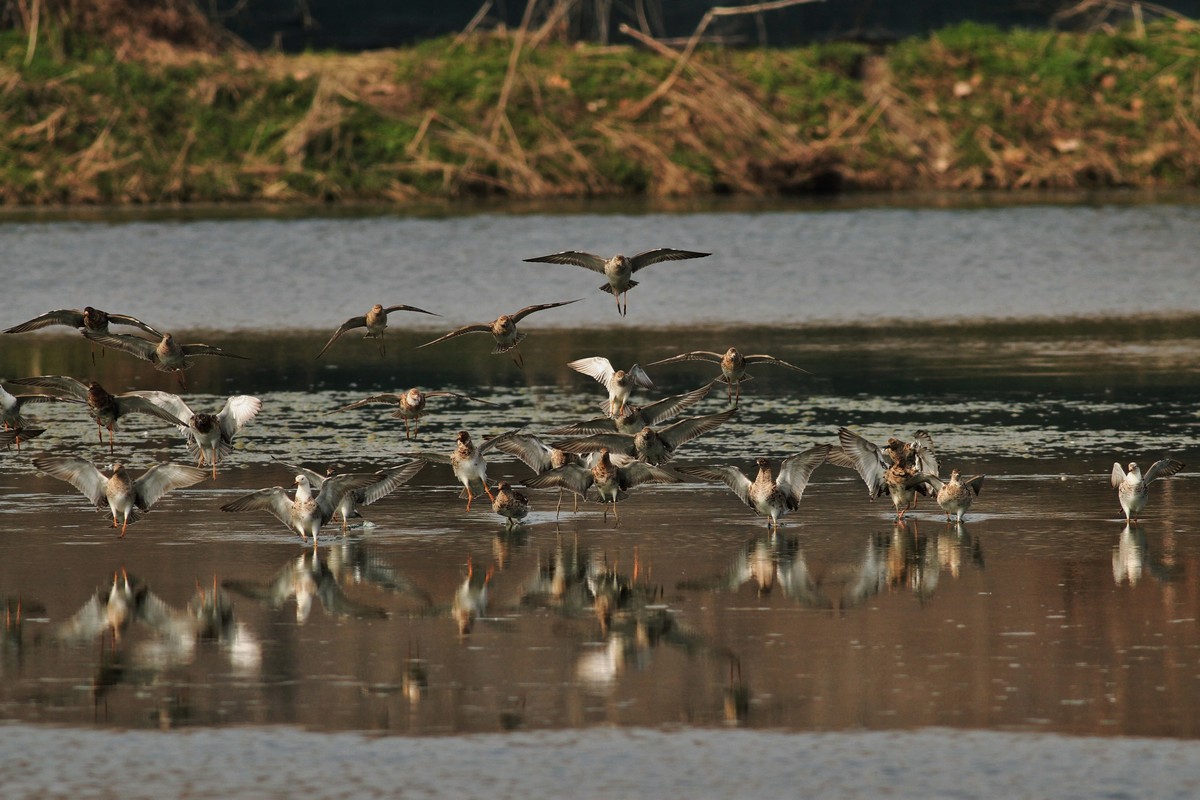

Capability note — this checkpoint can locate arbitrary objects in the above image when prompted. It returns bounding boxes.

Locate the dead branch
[623,0,824,120]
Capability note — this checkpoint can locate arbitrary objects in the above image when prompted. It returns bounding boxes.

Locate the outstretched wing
[616,462,680,490]
[777,444,833,507]
[7,374,89,400]
[180,342,249,360]
[113,394,189,428]
[743,353,811,374]
[129,390,195,435]
[332,393,403,413]
[488,432,557,474]
[133,463,208,509]
[417,323,493,348]
[275,461,327,488]
[510,298,582,322]
[626,364,655,390]
[552,434,634,456]
[221,487,294,526]
[315,474,380,518]
[646,351,723,368]
[383,304,438,316]
[1144,458,1185,485]
[32,455,108,507]
[639,383,712,425]
[316,316,367,359]
[835,427,889,499]
[523,251,607,273]
[3,309,86,333]
[105,313,164,337]
[676,464,753,506]
[1110,462,1127,489]
[629,248,710,273]
[567,356,615,386]
[356,461,427,506]
[81,331,159,362]
[218,395,262,439]
[524,464,594,494]
[660,407,737,449]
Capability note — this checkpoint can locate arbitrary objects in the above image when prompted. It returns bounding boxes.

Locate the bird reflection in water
[1113,523,1183,587]
[452,556,494,636]
[223,549,390,623]
[677,533,823,607]
[51,569,260,707]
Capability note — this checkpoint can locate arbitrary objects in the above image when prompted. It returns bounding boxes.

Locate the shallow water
[0,200,1198,746]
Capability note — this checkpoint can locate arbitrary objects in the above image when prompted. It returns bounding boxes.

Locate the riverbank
[2,18,1199,205]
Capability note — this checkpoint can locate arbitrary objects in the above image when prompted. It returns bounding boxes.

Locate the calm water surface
[0,198,1197,741]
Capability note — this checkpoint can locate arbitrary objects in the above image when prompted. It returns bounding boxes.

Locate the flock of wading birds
[0,247,1188,543]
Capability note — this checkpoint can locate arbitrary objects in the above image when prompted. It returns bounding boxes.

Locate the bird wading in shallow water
[916,469,986,523]
[523,447,680,524]
[831,428,939,519]
[492,481,531,529]
[1111,458,1184,522]
[32,456,208,537]
[220,472,380,545]
[418,300,581,369]
[678,445,832,532]
[134,392,263,478]
[315,303,439,359]
[551,407,737,466]
[403,430,511,512]
[523,248,710,317]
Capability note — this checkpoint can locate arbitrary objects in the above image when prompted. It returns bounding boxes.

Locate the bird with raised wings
[1111,458,1185,522]
[523,248,710,316]
[402,430,511,511]
[649,346,809,405]
[9,375,188,453]
[677,445,831,531]
[568,356,654,417]
[523,448,680,522]
[547,383,712,437]
[135,392,262,478]
[220,472,380,545]
[276,460,426,532]
[418,299,581,369]
[331,387,493,440]
[551,407,737,466]
[831,428,939,519]
[315,302,438,359]
[32,455,208,537]
[81,331,248,389]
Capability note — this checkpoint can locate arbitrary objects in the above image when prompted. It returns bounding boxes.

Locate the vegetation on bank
[2,15,1200,205]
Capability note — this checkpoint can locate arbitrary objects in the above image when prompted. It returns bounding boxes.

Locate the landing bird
[81,331,249,389]
[31,455,208,537]
[3,306,163,364]
[315,302,438,359]
[568,356,654,417]
[331,387,493,440]
[649,346,809,405]
[135,391,262,478]
[220,472,379,545]
[546,383,712,437]
[9,375,187,453]
[1111,458,1185,522]
[417,299,581,369]
[831,428,939,519]
[917,469,986,523]
[491,481,531,529]
[523,248,710,317]
[677,444,832,531]
[523,448,680,523]
[277,460,427,532]
[551,407,737,466]
[403,430,508,511]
